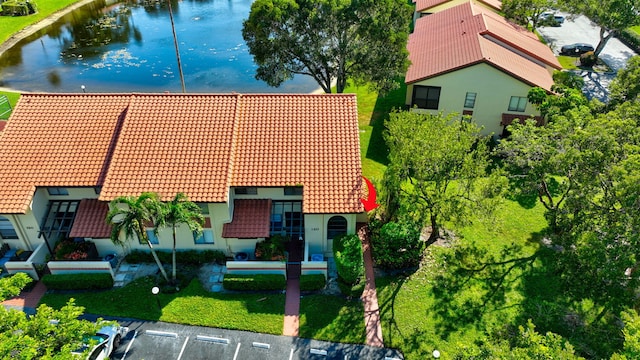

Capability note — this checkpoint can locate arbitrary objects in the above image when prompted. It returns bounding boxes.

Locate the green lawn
[0,0,81,44]
[0,91,20,119]
[377,197,549,359]
[630,26,640,36]
[298,294,366,343]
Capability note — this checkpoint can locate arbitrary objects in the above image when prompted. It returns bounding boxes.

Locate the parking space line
[196,335,230,344]
[252,342,270,349]
[289,348,294,360]
[310,348,327,356]
[119,330,137,360]
[146,330,178,338]
[176,336,189,360]
[233,342,241,360]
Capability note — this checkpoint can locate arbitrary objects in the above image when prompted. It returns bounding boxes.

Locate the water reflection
[0,0,316,93]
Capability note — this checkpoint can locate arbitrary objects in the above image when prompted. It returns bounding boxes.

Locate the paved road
[82,315,404,360]
[537,13,637,102]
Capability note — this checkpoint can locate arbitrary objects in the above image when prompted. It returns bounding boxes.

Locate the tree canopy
[383,110,505,243]
[502,0,556,30]
[242,0,412,93]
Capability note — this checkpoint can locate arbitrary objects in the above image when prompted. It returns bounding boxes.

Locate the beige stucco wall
[304,213,358,257]
[406,63,542,136]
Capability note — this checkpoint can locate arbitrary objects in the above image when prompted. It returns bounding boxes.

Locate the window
[0,216,18,239]
[327,216,348,240]
[508,96,527,112]
[270,201,303,239]
[197,203,210,215]
[145,229,159,245]
[412,86,441,110]
[194,229,214,244]
[47,187,69,196]
[464,92,477,108]
[40,200,79,242]
[284,186,303,196]
[234,187,257,195]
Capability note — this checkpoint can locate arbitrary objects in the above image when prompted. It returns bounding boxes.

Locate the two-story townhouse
[406,1,562,137]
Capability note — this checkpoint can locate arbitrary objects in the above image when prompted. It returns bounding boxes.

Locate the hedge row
[42,273,113,290]
[618,29,640,54]
[300,274,326,291]
[125,249,226,265]
[222,274,286,291]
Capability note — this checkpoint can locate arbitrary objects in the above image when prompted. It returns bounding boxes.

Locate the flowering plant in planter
[53,239,97,260]
[254,235,287,261]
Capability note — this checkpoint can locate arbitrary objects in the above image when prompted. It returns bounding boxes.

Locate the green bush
[579,51,597,67]
[255,235,287,261]
[618,29,640,54]
[125,249,225,265]
[42,273,113,290]
[222,274,286,291]
[332,234,364,285]
[370,221,423,270]
[0,272,34,301]
[1,0,36,16]
[300,274,326,291]
[337,276,365,298]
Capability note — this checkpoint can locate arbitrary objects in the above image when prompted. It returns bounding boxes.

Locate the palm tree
[155,193,204,283]
[106,192,170,283]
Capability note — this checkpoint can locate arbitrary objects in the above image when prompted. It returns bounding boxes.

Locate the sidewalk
[1,280,47,315]
[283,239,303,336]
[358,223,384,347]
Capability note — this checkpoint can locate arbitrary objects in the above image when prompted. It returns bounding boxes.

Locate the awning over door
[222,199,272,238]
[68,199,112,238]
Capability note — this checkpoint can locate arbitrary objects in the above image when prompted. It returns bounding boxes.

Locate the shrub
[0,272,33,301]
[125,249,225,265]
[42,273,113,290]
[222,274,286,291]
[337,275,365,298]
[255,235,287,261]
[371,221,423,270]
[52,239,98,260]
[618,29,640,54]
[1,0,36,16]
[332,234,364,285]
[579,51,597,67]
[300,274,326,291]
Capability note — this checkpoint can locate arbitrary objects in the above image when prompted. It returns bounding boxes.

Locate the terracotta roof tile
[0,93,362,214]
[222,199,271,238]
[0,94,131,213]
[415,0,501,12]
[68,198,112,238]
[407,1,559,90]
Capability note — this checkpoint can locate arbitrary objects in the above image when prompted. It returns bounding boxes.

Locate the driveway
[82,315,404,360]
[537,13,637,101]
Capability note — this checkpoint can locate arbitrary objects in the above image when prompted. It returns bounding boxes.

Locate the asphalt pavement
[81,315,404,360]
[537,13,637,102]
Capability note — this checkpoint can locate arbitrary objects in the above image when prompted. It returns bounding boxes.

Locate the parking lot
[537,12,637,102]
[107,319,404,360]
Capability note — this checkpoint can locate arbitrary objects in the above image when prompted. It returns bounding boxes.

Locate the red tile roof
[0,94,131,213]
[69,199,112,238]
[222,199,272,238]
[415,0,501,12]
[0,93,363,214]
[406,1,560,90]
[0,121,6,132]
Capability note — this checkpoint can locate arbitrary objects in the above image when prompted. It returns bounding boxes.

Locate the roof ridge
[225,93,244,203]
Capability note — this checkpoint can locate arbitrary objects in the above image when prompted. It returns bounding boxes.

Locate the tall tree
[107,192,170,283]
[502,0,556,30]
[0,300,100,359]
[242,0,412,94]
[608,55,640,107]
[155,193,204,283]
[566,0,640,57]
[384,110,505,244]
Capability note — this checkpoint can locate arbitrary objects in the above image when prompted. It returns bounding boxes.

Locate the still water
[0,0,318,93]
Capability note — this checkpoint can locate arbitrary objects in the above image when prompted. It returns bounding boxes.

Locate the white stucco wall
[406,63,543,136]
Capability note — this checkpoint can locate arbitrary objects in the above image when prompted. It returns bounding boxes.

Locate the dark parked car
[560,43,595,56]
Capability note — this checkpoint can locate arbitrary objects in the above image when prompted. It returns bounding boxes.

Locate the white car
[74,325,128,360]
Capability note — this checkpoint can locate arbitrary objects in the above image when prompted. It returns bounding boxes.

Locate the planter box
[47,260,114,279]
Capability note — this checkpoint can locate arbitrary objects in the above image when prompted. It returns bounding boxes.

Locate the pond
[0,0,318,93]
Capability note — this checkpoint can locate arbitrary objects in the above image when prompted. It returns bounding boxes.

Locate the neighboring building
[413,0,501,21]
[0,93,364,261]
[406,1,561,137]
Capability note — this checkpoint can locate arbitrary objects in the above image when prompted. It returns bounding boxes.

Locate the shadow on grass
[298,294,366,344]
[428,232,546,340]
[505,177,565,209]
[364,80,407,167]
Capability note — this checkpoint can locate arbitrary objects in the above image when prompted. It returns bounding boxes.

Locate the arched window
[0,216,18,239]
[327,216,347,239]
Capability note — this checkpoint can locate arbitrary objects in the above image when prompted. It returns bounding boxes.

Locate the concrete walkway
[1,280,47,315]
[283,240,303,336]
[358,223,384,347]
